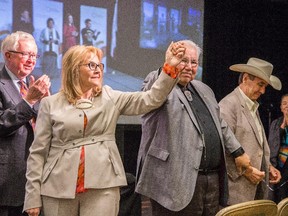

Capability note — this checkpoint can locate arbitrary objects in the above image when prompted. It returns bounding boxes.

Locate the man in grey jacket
[136,40,253,216]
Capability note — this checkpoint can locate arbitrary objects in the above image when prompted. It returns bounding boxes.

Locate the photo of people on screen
[13,9,34,35]
[40,18,60,79]
[81,18,101,46]
[63,13,78,54]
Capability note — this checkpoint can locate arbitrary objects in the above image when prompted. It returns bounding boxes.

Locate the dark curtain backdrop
[203,0,288,134]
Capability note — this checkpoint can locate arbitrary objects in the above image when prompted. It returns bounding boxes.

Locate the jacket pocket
[42,156,60,183]
[148,147,169,161]
[108,149,120,175]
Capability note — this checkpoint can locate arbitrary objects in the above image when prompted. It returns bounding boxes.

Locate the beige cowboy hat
[229,57,282,90]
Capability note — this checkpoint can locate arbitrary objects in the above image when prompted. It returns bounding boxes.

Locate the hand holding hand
[26,207,40,216]
[243,166,265,185]
[165,41,186,66]
[234,153,251,175]
[24,74,51,105]
[269,165,281,184]
[281,110,288,128]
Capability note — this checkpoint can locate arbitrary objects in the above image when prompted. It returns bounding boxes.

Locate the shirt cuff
[23,98,33,108]
[231,147,245,158]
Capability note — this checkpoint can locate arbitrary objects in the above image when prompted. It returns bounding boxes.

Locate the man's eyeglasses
[8,50,40,60]
[80,62,104,72]
[180,58,198,68]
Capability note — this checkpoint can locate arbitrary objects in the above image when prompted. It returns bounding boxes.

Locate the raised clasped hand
[165,41,186,66]
[25,74,51,105]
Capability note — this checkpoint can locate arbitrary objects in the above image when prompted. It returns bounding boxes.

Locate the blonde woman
[24,43,185,216]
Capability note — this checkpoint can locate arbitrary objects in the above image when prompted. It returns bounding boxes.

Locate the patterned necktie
[18,80,28,97]
[18,80,36,129]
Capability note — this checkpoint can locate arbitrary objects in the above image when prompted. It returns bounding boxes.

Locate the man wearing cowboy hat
[219,57,282,205]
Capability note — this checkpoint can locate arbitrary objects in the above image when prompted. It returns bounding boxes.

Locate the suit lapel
[0,67,23,105]
[175,85,202,134]
[235,88,263,147]
[192,82,223,136]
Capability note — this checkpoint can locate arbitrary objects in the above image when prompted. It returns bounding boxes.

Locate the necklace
[75,98,93,109]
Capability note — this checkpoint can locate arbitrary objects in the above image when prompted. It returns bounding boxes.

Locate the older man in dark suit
[0,31,50,216]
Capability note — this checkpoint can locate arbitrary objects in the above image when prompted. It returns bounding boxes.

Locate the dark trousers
[0,205,28,216]
[151,172,220,216]
[118,173,141,216]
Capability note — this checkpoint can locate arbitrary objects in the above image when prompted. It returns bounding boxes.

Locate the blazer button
[79,130,82,133]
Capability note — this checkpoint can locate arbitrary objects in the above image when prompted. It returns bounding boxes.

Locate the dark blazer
[0,66,37,206]
[268,116,283,167]
[136,70,243,211]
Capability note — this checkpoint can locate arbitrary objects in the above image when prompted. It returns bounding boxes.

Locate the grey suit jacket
[219,87,270,205]
[136,70,242,211]
[0,66,37,206]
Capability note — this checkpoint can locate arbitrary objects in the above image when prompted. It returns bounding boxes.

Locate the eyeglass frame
[179,58,198,68]
[8,50,40,60]
[79,62,105,72]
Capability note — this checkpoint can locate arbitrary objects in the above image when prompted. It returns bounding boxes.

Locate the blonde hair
[180,40,202,58]
[61,45,103,104]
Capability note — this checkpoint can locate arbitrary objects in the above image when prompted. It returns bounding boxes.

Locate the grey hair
[238,72,255,84]
[180,40,202,59]
[1,31,37,58]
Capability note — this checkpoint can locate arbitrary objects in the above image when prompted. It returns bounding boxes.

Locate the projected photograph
[0,0,12,63]
[0,0,205,96]
[140,0,204,51]
[32,0,63,92]
[80,5,107,73]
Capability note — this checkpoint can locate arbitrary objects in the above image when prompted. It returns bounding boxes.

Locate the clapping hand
[281,109,288,128]
[25,74,51,105]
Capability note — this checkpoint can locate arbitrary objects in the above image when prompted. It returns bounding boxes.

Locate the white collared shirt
[5,65,27,93]
[239,87,263,144]
[5,65,33,107]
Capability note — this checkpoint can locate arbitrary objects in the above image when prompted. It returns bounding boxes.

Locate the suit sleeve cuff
[231,147,245,158]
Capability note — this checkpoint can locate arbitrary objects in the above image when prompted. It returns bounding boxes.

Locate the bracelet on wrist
[162,63,179,79]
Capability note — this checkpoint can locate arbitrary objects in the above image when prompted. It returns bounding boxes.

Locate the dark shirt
[179,83,222,170]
